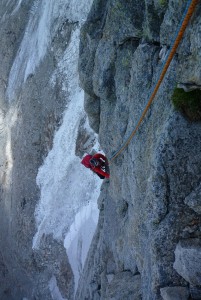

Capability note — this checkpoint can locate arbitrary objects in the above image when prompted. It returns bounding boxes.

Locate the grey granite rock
[105,272,141,300]
[190,285,201,300]
[184,183,201,214]
[177,83,201,92]
[174,239,201,286]
[160,286,189,300]
[0,0,201,299]
[84,93,101,133]
[78,0,201,299]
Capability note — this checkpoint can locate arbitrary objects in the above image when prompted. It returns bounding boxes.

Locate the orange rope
[110,0,199,163]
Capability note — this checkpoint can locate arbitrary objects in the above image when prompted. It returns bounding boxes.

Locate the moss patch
[158,0,167,6]
[172,88,201,121]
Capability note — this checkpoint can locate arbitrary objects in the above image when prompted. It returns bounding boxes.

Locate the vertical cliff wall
[0,0,201,300]
[77,0,201,299]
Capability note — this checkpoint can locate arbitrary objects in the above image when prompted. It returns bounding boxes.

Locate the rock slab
[160,286,189,300]
[174,239,201,286]
[184,183,201,214]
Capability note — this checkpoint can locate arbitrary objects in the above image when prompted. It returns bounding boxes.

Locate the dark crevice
[118,36,140,47]
[118,200,129,218]
[152,41,160,47]
[123,269,141,276]
[142,40,161,47]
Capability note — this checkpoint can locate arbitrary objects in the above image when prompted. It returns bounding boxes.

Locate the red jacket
[81,153,110,178]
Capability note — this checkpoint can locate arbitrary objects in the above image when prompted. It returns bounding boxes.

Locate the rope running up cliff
[109,0,199,163]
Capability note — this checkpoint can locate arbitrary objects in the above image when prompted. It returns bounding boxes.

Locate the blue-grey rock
[174,239,201,286]
[77,0,201,299]
[160,286,189,300]
[0,0,201,299]
[105,272,141,300]
[190,285,201,300]
[184,183,201,214]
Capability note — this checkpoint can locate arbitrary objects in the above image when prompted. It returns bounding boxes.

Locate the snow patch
[49,276,67,300]
[4,107,19,190]
[66,0,94,24]
[11,0,23,15]
[33,28,101,249]
[64,201,99,294]
[31,1,100,297]
[6,0,94,101]
[6,0,53,101]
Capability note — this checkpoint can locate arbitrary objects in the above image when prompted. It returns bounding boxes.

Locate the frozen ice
[49,276,67,300]
[31,1,101,297]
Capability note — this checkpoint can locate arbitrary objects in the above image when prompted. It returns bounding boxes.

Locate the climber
[81,153,110,179]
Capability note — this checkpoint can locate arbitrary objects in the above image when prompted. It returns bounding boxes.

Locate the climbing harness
[109,0,199,163]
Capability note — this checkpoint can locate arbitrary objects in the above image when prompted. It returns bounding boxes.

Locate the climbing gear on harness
[81,153,110,179]
[90,158,100,167]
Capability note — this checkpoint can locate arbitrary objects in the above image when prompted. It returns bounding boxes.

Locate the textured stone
[77,0,201,299]
[0,0,201,299]
[184,183,201,214]
[105,272,141,300]
[160,286,189,300]
[177,83,201,92]
[190,285,201,300]
[106,274,114,283]
[84,93,100,133]
[174,239,201,286]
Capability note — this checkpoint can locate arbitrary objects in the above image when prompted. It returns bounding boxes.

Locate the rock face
[0,0,201,299]
[160,286,189,300]
[184,183,201,214]
[77,0,201,299]
[174,239,201,287]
